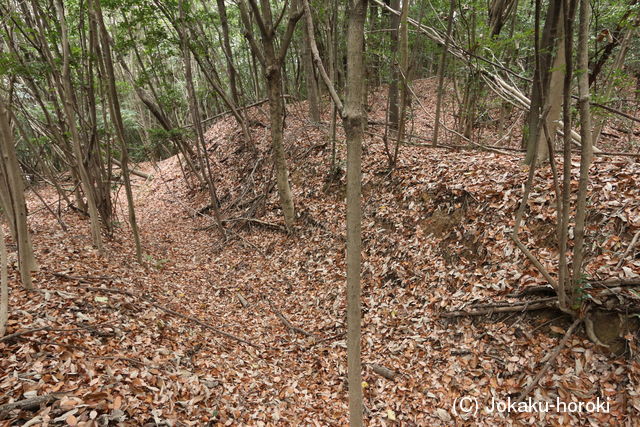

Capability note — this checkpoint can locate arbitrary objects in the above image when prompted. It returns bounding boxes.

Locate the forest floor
[2,79,640,426]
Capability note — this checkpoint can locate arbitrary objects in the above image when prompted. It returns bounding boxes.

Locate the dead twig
[369,363,398,380]
[0,326,51,343]
[616,230,640,268]
[516,318,581,402]
[73,283,260,349]
[53,272,114,282]
[443,300,558,318]
[222,217,285,230]
[87,355,153,367]
[265,297,312,336]
[0,392,71,418]
[464,297,557,310]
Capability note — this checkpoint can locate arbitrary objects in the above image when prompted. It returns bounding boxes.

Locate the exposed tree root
[584,316,610,348]
[516,318,582,402]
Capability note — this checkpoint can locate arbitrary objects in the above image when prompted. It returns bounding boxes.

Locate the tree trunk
[266,70,296,229]
[433,0,455,146]
[572,0,594,294]
[390,0,409,169]
[238,0,301,229]
[302,17,321,122]
[0,223,6,337]
[558,0,577,312]
[525,0,563,165]
[344,0,367,424]
[537,32,565,160]
[216,0,242,106]
[179,0,225,238]
[55,0,104,253]
[386,0,401,130]
[592,28,634,144]
[93,0,143,263]
[0,101,37,290]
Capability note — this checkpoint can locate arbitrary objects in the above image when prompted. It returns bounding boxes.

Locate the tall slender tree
[238,0,303,229]
[344,0,367,424]
[0,99,37,289]
[55,0,105,252]
[93,0,143,263]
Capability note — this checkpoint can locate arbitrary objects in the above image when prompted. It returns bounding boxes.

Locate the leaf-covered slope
[1,84,639,425]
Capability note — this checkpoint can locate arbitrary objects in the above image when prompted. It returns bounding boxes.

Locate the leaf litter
[1,79,639,425]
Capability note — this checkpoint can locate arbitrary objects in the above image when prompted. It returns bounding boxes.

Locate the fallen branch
[221,217,285,230]
[0,324,112,343]
[616,230,640,268]
[111,158,152,180]
[443,300,558,317]
[0,392,69,418]
[508,285,557,298]
[369,363,398,380]
[265,297,312,336]
[466,297,558,310]
[87,355,154,367]
[516,318,582,402]
[74,284,259,349]
[0,326,50,343]
[589,278,640,288]
[53,272,114,282]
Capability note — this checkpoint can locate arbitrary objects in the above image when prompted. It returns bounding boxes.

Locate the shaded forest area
[1,0,639,425]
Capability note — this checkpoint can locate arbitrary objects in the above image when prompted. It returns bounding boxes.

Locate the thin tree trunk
[344,0,367,424]
[558,0,577,312]
[93,0,143,263]
[265,72,296,229]
[386,0,401,130]
[390,0,409,169]
[592,27,634,143]
[302,17,320,122]
[55,0,104,253]
[525,0,563,164]
[179,0,225,238]
[329,0,339,171]
[572,0,594,291]
[215,0,241,106]
[238,0,301,229]
[433,0,455,146]
[0,224,7,337]
[0,100,37,290]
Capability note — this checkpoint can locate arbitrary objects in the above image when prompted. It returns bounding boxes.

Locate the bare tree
[386,0,401,130]
[301,12,321,122]
[525,0,563,164]
[238,0,303,229]
[0,224,7,337]
[55,0,104,252]
[0,99,37,289]
[344,0,368,424]
[572,0,594,290]
[93,0,143,263]
[433,0,456,146]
